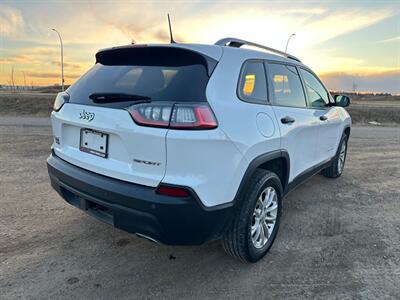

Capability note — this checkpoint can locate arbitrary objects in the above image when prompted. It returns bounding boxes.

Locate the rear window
[67,47,217,108]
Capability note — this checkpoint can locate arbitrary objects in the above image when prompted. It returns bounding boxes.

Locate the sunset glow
[1,0,399,92]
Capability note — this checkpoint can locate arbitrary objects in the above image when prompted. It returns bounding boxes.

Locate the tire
[322,133,348,178]
[222,169,282,263]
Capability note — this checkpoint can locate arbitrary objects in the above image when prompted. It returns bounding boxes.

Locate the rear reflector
[156,185,191,197]
[126,102,217,129]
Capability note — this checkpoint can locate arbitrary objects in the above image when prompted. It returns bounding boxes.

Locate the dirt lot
[347,95,400,124]
[0,119,399,299]
[0,93,56,117]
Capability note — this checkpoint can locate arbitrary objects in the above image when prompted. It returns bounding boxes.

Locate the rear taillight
[53,92,69,112]
[128,103,172,128]
[126,102,217,130]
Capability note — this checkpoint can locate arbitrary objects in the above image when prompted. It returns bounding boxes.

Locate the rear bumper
[47,153,233,245]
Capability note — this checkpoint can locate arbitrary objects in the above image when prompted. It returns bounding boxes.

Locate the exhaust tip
[136,233,160,244]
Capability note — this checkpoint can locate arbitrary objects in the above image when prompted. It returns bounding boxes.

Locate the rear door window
[268,63,307,108]
[238,61,268,103]
[67,47,217,108]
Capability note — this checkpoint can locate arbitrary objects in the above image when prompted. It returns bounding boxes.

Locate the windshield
[67,47,216,108]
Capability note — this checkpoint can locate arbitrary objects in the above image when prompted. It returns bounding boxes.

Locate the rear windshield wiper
[89,93,151,103]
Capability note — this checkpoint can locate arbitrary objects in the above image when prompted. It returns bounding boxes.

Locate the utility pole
[352,82,357,93]
[52,28,64,91]
[22,71,26,89]
[11,66,15,90]
[285,33,296,53]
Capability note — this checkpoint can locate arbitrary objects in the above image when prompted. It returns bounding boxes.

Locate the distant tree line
[330,91,393,97]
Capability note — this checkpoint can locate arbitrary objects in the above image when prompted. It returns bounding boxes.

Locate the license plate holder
[79,129,108,158]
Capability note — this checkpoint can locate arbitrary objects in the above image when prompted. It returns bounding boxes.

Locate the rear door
[267,62,320,182]
[299,68,342,163]
[51,46,217,187]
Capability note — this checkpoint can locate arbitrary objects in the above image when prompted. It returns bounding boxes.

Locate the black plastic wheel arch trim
[232,150,290,204]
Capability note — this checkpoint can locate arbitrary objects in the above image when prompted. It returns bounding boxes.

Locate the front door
[299,68,342,163]
[267,62,320,182]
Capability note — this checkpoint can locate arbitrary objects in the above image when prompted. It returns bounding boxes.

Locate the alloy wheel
[338,141,347,174]
[251,186,278,249]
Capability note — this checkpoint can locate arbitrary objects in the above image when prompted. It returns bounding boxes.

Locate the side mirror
[334,94,350,107]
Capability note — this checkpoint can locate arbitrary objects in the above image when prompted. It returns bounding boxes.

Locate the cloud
[0,55,39,64]
[319,69,400,93]
[84,2,191,44]
[0,48,82,68]
[50,61,83,70]
[26,71,79,79]
[378,36,400,43]
[28,47,58,55]
[0,5,24,36]
[182,5,393,49]
[302,53,367,73]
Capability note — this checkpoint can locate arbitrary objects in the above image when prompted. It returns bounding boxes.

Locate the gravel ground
[0,122,399,299]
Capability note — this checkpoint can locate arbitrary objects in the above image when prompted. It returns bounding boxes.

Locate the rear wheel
[322,134,348,178]
[222,169,282,263]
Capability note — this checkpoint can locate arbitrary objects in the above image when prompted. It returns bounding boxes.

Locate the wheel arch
[344,126,351,137]
[233,150,290,204]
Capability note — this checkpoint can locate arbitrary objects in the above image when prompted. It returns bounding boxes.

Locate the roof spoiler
[95,46,218,76]
[215,37,301,62]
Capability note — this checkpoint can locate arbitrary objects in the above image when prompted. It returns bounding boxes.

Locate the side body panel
[163,129,247,208]
[162,47,352,207]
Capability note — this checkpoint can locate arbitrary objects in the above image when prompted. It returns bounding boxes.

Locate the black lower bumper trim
[47,154,233,245]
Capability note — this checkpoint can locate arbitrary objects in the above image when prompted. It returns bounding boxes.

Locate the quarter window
[238,61,268,102]
[300,68,330,108]
[268,63,306,107]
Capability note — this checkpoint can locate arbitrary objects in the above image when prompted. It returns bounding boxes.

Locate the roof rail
[215,37,301,62]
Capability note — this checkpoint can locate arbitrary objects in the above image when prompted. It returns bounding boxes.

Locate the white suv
[47,38,351,263]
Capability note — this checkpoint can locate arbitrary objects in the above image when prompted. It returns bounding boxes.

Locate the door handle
[281,116,295,124]
[320,115,328,121]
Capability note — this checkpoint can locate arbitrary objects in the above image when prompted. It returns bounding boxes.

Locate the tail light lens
[170,104,218,129]
[53,92,69,112]
[128,103,172,128]
[127,102,217,130]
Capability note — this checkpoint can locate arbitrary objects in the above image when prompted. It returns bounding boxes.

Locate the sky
[0,0,399,93]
